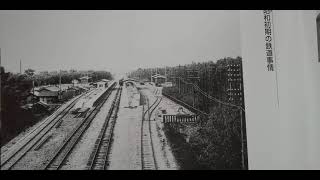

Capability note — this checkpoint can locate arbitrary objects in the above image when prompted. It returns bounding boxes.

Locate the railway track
[86,86,122,170]
[0,90,95,170]
[43,83,117,170]
[141,92,162,170]
[1,89,97,156]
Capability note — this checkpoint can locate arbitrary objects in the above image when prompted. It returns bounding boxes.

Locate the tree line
[33,70,113,86]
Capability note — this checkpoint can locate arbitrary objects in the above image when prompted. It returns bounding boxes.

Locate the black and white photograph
[1,10,320,170]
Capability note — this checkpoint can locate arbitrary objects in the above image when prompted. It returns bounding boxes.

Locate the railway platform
[107,84,143,170]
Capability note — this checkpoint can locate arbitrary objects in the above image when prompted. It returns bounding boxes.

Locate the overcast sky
[0,10,241,76]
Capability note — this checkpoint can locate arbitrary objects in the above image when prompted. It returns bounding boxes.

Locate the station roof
[38,89,59,97]
[42,86,60,92]
[97,81,107,84]
[79,76,91,80]
[124,78,138,82]
[100,79,110,82]
[151,74,166,79]
[31,85,72,97]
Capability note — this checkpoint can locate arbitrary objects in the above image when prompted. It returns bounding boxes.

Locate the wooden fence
[163,114,200,123]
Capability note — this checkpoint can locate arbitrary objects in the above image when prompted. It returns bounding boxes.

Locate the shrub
[188,106,242,169]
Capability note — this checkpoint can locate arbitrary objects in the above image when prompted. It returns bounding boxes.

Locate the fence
[163,114,200,123]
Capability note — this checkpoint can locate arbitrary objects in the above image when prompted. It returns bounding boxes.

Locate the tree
[188,106,242,169]
[1,66,36,146]
[1,66,5,74]
[25,69,35,77]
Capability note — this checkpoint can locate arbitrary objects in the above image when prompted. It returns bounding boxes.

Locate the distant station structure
[72,79,79,86]
[151,74,166,84]
[96,79,110,89]
[30,85,86,105]
[79,76,91,84]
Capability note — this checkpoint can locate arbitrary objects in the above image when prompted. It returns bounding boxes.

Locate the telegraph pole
[32,78,35,103]
[165,66,167,83]
[59,70,62,100]
[59,70,62,90]
[147,98,150,120]
[20,59,22,74]
[178,65,181,94]
[178,77,181,94]
[150,68,152,83]
[0,48,1,123]
[193,85,195,107]
[240,108,245,170]
[0,48,1,72]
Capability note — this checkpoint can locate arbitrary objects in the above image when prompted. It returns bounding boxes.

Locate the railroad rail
[141,93,162,170]
[1,88,97,157]
[0,90,93,170]
[43,83,117,170]
[86,86,122,170]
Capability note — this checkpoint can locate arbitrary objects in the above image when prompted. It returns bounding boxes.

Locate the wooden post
[165,66,167,83]
[193,85,195,108]
[178,78,181,94]
[147,98,150,121]
[240,108,245,170]
[32,79,35,107]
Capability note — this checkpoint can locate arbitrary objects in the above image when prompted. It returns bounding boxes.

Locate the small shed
[97,81,107,89]
[37,88,59,104]
[72,79,79,85]
[151,74,166,84]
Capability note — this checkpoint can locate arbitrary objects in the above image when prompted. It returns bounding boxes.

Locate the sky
[0,10,241,77]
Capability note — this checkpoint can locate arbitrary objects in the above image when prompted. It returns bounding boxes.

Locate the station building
[151,74,166,84]
[79,76,91,84]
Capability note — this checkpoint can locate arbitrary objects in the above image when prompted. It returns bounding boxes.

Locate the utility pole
[147,98,150,120]
[20,59,22,74]
[179,78,182,94]
[0,48,1,122]
[193,85,195,108]
[59,70,62,100]
[32,79,35,107]
[240,108,245,170]
[165,66,167,83]
[239,62,247,170]
[178,65,181,94]
[59,70,62,90]
[150,68,152,83]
